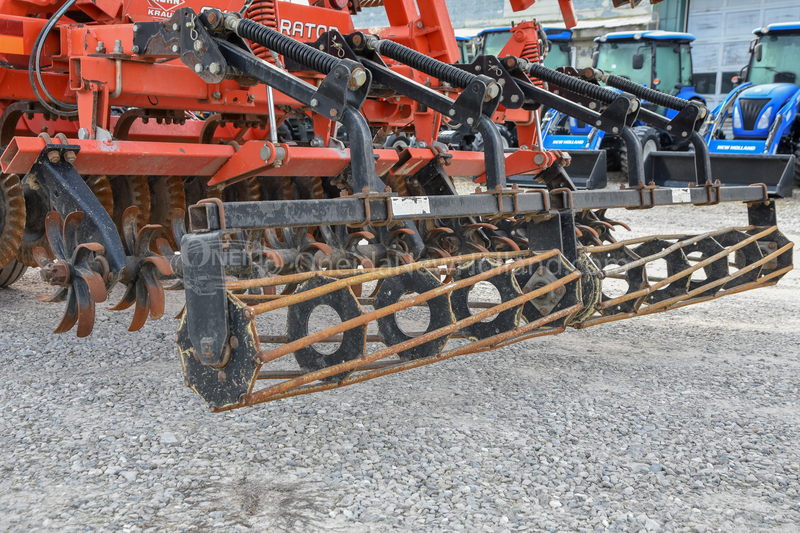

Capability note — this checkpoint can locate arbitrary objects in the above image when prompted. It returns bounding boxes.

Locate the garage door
[688,0,800,109]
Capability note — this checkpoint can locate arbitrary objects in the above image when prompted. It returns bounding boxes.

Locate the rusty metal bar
[577,244,792,328]
[254,251,562,365]
[258,359,400,379]
[258,331,469,344]
[225,303,582,409]
[580,227,755,254]
[226,251,529,292]
[241,268,582,406]
[597,227,777,310]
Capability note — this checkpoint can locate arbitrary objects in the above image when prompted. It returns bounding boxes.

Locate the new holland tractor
[696,22,800,197]
[541,30,704,183]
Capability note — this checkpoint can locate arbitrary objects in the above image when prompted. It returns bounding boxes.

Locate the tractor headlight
[756,106,772,130]
[733,106,742,129]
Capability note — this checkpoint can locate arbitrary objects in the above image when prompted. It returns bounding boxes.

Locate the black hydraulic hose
[372,39,475,89]
[602,73,691,112]
[233,17,338,74]
[525,62,621,105]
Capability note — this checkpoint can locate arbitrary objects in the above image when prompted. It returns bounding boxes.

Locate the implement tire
[620,126,661,179]
[0,258,26,288]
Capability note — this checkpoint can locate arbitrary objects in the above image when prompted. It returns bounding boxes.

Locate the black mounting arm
[499,57,647,187]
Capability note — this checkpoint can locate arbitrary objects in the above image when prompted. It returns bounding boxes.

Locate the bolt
[466,117,474,126]
[40,262,71,286]
[555,286,566,296]
[768,241,778,250]
[96,41,105,53]
[195,63,203,73]
[538,308,549,315]
[229,336,239,349]
[533,153,545,165]
[310,137,323,147]
[133,24,139,33]
[209,62,220,75]
[537,266,547,276]
[194,40,204,52]
[114,40,123,54]
[247,94,255,102]
[589,101,597,110]
[448,109,456,117]
[595,120,602,127]
[612,127,619,134]
[350,68,368,89]
[666,125,672,131]
[131,45,139,54]
[64,151,77,163]
[173,23,179,31]
[206,11,219,26]
[475,65,482,72]
[47,150,60,163]
[186,21,194,29]
[416,21,423,28]
[172,45,179,53]
[78,128,90,140]
[681,131,688,137]
[243,307,253,320]
[486,83,501,100]
[510,94,519,104]
[330,109,338,118]
[310,98,319,107]
[212,91,221,100]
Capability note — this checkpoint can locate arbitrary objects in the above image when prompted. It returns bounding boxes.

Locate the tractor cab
[592,31,702,119]
[730,24,800,141]
[477,26,574,69]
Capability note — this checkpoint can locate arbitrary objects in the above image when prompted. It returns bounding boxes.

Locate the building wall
[687,0,800,108]
[351,0,653,30]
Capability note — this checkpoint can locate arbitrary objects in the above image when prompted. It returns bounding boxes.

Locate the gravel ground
[1,181,799,533]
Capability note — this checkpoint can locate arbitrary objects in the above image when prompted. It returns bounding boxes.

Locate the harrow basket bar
[177,224,792,412]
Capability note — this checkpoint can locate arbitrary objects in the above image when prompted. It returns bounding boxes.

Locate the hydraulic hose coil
[235,17,338,74]
[375,39,475,89]
[526,62,620,105]
[603,73,692,112]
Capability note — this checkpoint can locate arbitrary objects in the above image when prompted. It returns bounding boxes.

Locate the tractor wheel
[0,173,25,270]
[620,126,661,179]
[0,258,26,288]
[794,147,800,188]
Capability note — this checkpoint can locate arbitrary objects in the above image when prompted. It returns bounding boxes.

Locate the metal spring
[376,39,475,89]
[526,62,620,104]
[236,17,338,74]
[520,34,544,88]
[603,74,691,112]
[245,0,279,63]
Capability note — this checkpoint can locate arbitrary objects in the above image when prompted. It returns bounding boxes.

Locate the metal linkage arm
[499,58,647,187]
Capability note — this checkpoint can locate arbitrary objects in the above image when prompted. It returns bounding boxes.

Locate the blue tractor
[697,22,799,196]
[542,30,705,180]
[477,26,574,69]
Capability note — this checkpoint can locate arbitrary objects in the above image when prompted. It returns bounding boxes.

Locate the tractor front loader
[0,0,793,413]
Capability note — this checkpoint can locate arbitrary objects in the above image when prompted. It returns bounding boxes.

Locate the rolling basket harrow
[0,0,793,412]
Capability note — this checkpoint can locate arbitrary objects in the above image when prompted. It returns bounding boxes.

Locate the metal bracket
[456,55,525,111]
[23,144,127,276]
[132,8,228,84]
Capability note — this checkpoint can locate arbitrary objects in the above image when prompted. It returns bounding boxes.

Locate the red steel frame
[0,0,576,183]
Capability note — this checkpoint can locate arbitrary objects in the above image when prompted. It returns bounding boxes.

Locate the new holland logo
[147,0,184,19]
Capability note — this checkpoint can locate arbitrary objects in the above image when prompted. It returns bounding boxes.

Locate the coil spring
[604,74,691,112]
[520,35,544,88]
[377,40,475,89]
[236,18,338,74]
[527,63,620,105]
[245,0,279,63]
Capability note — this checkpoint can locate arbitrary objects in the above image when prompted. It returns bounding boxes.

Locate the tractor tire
[0,258,26,288]
[795,148,800,188]
[620,126,661,179]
